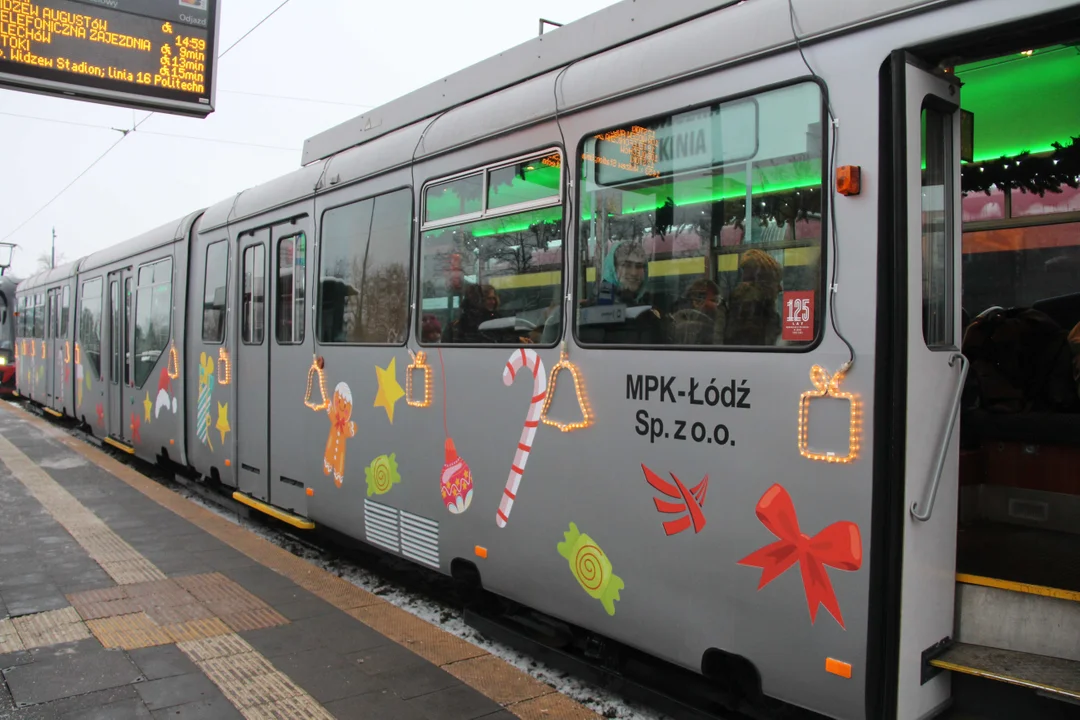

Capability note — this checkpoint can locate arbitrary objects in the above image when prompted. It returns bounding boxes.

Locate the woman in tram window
[724,248,782,347]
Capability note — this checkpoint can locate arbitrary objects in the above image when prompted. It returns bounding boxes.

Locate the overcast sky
[0,0,620,279]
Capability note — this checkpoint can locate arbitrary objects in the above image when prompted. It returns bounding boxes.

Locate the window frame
[61,285,70,339]
[241,243,266,346]
[201,239,230,345]
[571,76,830,353]
[132,256,174,390]
[421,148,565,231]
[79,276,104,380]
[275,232,307,345]
[416,148,567,349]
[316,185,415,347]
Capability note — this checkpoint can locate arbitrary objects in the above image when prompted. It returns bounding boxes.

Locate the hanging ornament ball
[440,437,473,514]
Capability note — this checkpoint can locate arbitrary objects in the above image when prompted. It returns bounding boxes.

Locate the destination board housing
[0,0,218,117]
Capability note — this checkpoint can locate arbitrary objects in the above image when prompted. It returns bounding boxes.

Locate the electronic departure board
[0,0,219,117]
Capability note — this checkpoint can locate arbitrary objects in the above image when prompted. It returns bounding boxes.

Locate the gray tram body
[14,1,1080,719]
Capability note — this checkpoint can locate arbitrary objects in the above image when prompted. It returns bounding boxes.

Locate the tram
[0,275,18,395]
[14,1,1080,718]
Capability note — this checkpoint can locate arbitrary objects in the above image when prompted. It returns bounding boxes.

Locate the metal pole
[51,227,56,268]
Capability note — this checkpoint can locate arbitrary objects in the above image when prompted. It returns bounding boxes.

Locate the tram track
[9,398,819,720]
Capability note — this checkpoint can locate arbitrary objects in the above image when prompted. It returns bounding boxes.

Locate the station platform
[0,403,600,720]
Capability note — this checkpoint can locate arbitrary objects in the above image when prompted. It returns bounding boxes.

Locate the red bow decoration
[738,484,862,628]
[642,464,708,535]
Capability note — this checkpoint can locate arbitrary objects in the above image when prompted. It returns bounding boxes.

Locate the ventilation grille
[362,500,440,569]
[364,499,400,552]
[400,510,439,569]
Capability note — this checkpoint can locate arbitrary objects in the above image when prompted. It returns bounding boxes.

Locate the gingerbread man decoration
[323,382,357,487]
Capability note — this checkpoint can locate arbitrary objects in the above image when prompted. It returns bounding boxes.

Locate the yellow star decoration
[374,357,405,424]
[215,402,231,445]
[143,391,152,422]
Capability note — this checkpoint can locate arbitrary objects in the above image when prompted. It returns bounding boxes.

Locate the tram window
[47,291,57,339]
[34,293,44,339]
[79,278,103,379]
[487,156,561,211]
[276,233,306,344]
[110,281,119,383]
[425,173,483,225]
[61,285,70,339]
[419,205,563,345]
[921,105,955,349]
[575,81,825,348]
[133,258,172,388]
[318,188,411,345]
[202,240,228,343]
[242,245,266,345]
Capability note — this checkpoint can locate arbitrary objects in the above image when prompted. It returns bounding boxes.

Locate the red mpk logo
[642,464,708,535]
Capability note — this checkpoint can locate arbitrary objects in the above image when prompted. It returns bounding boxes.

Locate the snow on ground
[174,486,674,720]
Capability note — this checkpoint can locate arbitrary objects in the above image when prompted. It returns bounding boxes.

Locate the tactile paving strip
[0,618,25,654]
[11,607,91,649]
[69,573,287,648]
[179,634,329,718]
[85,612,173,650]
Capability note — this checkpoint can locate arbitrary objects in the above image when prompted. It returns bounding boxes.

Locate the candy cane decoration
[498,349,547,528]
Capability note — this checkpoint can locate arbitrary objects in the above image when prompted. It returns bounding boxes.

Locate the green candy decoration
[557,522,625,616]
[365,453,401,497]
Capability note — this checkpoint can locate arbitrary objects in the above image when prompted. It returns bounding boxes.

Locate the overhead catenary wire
[0,0,297,244]
[0,111,300,152]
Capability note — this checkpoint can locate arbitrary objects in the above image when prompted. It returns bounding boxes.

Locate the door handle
[910,353,968,522]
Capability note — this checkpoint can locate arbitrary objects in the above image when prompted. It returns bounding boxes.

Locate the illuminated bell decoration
[541,343,594,432]
[440,438,473,514]
[217,348,231,385]
[304,355,329,411]
[167,343,180,380]
[797,365,862,464]
[406,350,433,408]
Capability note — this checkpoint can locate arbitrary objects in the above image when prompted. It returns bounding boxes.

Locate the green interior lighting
[955,45,1080,162]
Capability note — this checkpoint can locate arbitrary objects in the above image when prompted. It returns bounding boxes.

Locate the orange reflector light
[169,439,175,445]
[306,487,314,497]
[225,459,231,467]
[826,658,852,678]
[836,165,861,196]
[475,546,488,559]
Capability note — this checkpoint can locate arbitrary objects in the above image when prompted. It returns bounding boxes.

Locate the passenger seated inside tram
[666,278,727,345]
[724,248,783,346]
[441,283,502,344]
[574,239,665,345]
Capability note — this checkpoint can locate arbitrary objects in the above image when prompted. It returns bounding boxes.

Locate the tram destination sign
[0,0,219,117]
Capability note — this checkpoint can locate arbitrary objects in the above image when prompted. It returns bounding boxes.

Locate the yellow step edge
[103,436,135,454]
[928,657,1080,701]
[44,407,63,418]
[956,573,1080,603]
[232,491,315,530]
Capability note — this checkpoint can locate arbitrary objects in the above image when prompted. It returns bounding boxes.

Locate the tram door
[892,51,965,720]
[106,269,135,442]
[236,230,270,501]
[46,285,70,413]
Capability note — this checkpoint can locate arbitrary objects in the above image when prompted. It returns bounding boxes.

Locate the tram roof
[301,0,954,166]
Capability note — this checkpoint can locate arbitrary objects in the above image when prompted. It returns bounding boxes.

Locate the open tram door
[887,50,966,720]
[887,20,1080,719]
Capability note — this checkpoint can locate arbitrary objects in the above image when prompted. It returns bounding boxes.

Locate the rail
[910,352,968,522]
